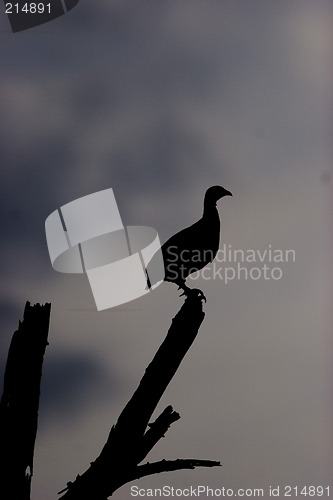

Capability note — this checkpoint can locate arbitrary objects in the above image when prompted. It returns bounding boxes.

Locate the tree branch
[137,405,181,463]
[131,458,221,480]
[112,293,205,441]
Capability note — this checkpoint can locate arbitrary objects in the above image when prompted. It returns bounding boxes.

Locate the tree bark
[0,302,51,500]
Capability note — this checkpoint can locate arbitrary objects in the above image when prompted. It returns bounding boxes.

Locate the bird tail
[145,269,152,290]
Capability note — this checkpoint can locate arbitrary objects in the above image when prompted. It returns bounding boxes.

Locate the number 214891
[5,3,51,14]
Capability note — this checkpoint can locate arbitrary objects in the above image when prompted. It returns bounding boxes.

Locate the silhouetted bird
[146,185,232,299]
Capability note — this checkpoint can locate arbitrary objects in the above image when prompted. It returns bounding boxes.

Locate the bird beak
[225,190,233,197]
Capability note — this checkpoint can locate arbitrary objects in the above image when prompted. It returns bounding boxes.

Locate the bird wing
[147,212,220,286]
[162,216,219,261]
[162,219,203,252]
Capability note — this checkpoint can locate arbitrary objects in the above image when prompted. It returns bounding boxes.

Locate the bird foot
[179,287,206,302]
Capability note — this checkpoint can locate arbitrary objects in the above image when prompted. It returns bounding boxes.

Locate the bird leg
[177,283,206,302]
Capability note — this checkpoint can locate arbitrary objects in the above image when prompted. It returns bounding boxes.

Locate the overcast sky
[0,2,332,499]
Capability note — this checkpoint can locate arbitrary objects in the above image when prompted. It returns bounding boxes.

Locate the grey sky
[0,2,332,499]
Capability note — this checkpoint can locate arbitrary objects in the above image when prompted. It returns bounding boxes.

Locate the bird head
[205,185,232,205]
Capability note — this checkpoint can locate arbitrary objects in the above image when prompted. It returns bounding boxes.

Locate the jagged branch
[137,405,181,463]
[0,302,51,500]
[131,458,221,480]
[59,294,220,500]
[111,293,206,440]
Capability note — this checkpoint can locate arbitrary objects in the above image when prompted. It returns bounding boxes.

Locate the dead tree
[0,302,51,500]
[59,293,220,499]
[0,294,221,500]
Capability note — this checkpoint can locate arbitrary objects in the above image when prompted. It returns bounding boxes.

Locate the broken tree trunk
[59,293,220,500]
[0,301,51,500]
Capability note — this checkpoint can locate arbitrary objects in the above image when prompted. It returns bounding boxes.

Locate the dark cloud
[0,296,22,327]
[39,351,119,426]
[0,297,24,380]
